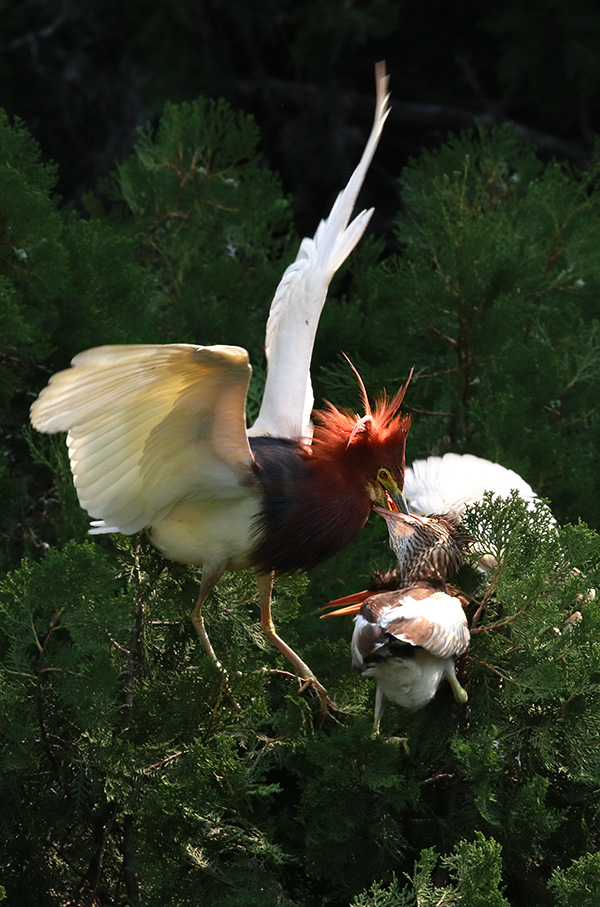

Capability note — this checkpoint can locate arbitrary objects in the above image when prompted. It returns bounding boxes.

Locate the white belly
[368,650,451,711]
[148,494,263,569]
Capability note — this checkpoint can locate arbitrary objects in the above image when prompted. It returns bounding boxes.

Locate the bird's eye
[377,468,392,483]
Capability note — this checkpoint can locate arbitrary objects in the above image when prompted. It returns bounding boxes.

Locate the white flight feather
[404,453,539,519]
[248,62,390,440]
[404,452,557,573]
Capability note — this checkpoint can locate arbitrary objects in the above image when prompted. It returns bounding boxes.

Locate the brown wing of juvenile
[359,587,470,659]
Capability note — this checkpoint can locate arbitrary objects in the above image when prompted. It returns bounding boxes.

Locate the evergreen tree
[2,92,600,906]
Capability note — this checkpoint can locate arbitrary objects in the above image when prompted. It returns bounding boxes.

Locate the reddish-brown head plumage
[250,369,413,576]
[311,368,413,481]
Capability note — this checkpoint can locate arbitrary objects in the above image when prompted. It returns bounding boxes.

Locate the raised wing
[30,344,254,535]
[404,453,539,519]
[381,591,470,658]
[248,62,390,441]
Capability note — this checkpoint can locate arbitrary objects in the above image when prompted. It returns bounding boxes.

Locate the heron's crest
[311,368,413,464]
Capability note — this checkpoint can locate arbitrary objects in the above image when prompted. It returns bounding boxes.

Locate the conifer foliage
[2,92,600,906]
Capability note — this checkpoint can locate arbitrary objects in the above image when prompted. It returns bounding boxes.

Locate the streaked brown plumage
[379,509,472,586]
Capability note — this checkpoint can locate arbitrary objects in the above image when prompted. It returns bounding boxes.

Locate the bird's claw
[268,668,341,721]
[297,676,346,724]
[298,675,331,706]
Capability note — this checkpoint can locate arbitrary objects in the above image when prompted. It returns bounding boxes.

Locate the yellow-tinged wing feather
[30,344,254,535]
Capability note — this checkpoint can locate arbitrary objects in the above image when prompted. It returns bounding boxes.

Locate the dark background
[3,0,598,237]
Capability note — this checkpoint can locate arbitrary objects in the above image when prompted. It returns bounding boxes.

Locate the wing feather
[31,343,254,535]
[353,589,469,665]
[381,591,470,658]
[404,453,539,519]
[249,62,390,440]
[374,590,469,658]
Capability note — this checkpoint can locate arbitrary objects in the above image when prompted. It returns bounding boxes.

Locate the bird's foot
[208,662,241,712]
[446,671,468,705]
[268,669,342,722]
[298,675,338,715]
[220,680,242,712]
[189,608,242,709]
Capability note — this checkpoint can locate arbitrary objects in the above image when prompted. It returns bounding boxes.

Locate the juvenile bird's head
[375,509,471,584]
[311,367,412,513]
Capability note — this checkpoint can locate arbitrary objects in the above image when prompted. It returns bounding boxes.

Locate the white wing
[351,589,469,672]
[248,62,390,440]
[404,453,539,519]
[30,344,254,535]
[380,591,470,658]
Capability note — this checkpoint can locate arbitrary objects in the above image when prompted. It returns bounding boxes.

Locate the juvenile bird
[323,509,471,728]
[29,64,410,703]
[403,452,553,571]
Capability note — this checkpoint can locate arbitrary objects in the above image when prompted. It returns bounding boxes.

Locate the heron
[29,63,411,703]
[404,452,541,522]
[403,452,554,572]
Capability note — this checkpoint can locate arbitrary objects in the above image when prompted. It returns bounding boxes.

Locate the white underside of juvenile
[366,650,460,712]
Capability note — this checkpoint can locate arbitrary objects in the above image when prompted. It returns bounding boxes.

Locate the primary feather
[32,344,255,539]
[249,61,390,441]
[404,453,539,520]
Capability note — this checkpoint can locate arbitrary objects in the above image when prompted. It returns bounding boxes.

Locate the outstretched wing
[248,62,390,441]
[380,590,470,658]
[353,589,469,665]
[30,344,254,535]
[404,453,539,520]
